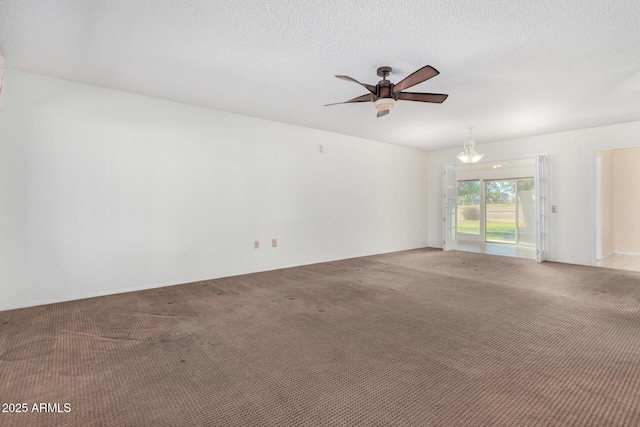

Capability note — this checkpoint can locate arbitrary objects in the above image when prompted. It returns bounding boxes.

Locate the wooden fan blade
[397,92,448,103]
[335,75,376,94]
[324,93,372,107]
[377,109,389,118]
[393,66,439,93]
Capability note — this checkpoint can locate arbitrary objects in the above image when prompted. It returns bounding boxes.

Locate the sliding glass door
[485,178,534,245]
[485,180,516,243]
[457,180,481,238]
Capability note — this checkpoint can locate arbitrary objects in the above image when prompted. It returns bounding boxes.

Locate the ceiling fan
[325,65,448,117]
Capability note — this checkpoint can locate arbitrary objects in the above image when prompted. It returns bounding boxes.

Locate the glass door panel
[457,180,480,236]
[485,180,517,243]
[517,179,536,246]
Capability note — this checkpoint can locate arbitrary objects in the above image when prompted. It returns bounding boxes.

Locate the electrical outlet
[272,238,277,247]
[254,241,259,249]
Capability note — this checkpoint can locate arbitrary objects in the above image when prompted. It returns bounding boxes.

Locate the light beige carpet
[1,248,639,426]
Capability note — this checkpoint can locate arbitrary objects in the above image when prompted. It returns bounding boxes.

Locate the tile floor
[456,243,640,272]
[595,253,640,272]
[456,241,537,260]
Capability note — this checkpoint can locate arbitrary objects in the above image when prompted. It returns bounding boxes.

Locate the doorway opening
[594,146,640,272]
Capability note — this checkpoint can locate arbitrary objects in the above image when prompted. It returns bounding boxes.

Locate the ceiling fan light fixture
[326,65,447,118]
[374,98,396,111]
[457,127,484,164]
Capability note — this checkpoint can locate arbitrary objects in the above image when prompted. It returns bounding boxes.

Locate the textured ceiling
[1,0,639,150]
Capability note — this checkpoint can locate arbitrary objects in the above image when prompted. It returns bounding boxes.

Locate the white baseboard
[0,245,431,312]
[614,251,640,257]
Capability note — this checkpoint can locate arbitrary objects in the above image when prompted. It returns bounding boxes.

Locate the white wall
[457,164,535,182]
[0,69,429,311]
[427,121,640,266]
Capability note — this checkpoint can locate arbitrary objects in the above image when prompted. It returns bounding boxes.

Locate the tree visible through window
[457,180,480,235]
[485,179,534,244]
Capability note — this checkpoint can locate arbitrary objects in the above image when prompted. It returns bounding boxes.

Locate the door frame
[442,165,457,251]
[591,144,640,266]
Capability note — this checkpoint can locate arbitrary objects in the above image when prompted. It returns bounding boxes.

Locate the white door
[535,154,549,262]
[443,165,457,251]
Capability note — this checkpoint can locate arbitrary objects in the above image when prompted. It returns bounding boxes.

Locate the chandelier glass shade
[457,128,484,164]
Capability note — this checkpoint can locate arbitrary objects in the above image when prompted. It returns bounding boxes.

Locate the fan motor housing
[377,83,394,98]
[376,66,394,100]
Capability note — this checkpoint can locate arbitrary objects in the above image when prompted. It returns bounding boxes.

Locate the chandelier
[457,127,484,164]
